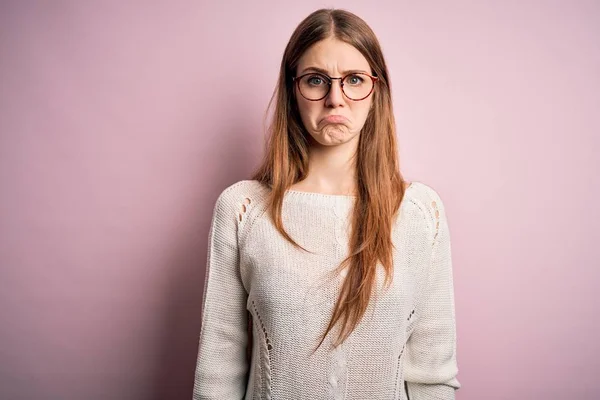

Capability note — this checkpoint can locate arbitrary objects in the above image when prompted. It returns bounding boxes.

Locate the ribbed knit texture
[193,179,461,400]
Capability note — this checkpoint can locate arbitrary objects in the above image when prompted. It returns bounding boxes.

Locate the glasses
[292,72,378,101]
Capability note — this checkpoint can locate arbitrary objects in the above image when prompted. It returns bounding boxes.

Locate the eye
[306,74,327,86]
[346,74,365,85]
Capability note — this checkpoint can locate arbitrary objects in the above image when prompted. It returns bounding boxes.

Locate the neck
[299,136,359,195]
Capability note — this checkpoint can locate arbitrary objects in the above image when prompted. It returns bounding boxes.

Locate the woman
[193,8,461,400]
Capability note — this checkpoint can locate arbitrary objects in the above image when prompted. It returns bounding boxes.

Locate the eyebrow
[298,66,370,76]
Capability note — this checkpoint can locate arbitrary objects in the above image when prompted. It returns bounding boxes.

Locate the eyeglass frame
[292,71,379,101]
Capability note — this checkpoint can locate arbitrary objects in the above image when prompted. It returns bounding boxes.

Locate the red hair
[251,8,409,351]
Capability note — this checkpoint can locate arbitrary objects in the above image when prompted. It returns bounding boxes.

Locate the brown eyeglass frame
[292,72,379,101]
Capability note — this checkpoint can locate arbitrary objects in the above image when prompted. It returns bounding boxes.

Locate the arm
[193,189,249,399]
[404,192,461,399]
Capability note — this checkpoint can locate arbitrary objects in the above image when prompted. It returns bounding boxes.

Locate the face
[294,37,375,147]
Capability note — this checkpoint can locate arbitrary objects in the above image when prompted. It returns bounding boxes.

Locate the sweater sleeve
[404,192,461,400]
[193,189,249,399]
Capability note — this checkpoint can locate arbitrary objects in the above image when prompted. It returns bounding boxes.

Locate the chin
[313,127,359,146]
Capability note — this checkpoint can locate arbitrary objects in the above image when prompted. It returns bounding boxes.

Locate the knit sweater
[193,179,461,400]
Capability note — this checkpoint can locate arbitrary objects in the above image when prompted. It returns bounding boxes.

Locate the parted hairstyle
[251,8,410,351]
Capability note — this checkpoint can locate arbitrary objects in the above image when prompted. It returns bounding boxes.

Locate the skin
[290,37,374,196]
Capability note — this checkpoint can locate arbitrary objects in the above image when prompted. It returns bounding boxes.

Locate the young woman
[193,8,461,400]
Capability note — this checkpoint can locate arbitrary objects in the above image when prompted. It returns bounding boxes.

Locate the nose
[324,79,345,108]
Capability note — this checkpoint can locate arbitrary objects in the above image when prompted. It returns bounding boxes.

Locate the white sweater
[193,179,461,400]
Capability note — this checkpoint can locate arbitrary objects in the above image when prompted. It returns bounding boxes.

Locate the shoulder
[406,181,446,208]
[211,179,270,228]
[403,180,449,241]
[214,179,270,207]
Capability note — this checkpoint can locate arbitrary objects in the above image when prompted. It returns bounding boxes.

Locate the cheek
[297,99,320,127]
[351,102,373,124]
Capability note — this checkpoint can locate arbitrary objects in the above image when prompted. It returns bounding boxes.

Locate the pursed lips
[321,115,349,124]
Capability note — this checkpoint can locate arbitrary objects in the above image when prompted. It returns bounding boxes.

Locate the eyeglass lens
[297,73,374,100]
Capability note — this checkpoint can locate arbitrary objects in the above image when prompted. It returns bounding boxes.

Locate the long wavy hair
[251,8,409,351]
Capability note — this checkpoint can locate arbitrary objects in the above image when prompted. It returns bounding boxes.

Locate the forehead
[296,37,371,74]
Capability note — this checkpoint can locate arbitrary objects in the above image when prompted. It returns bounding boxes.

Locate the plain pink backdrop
[1,1,599,399]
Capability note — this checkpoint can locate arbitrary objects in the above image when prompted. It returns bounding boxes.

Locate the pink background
[1,1,599,399]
